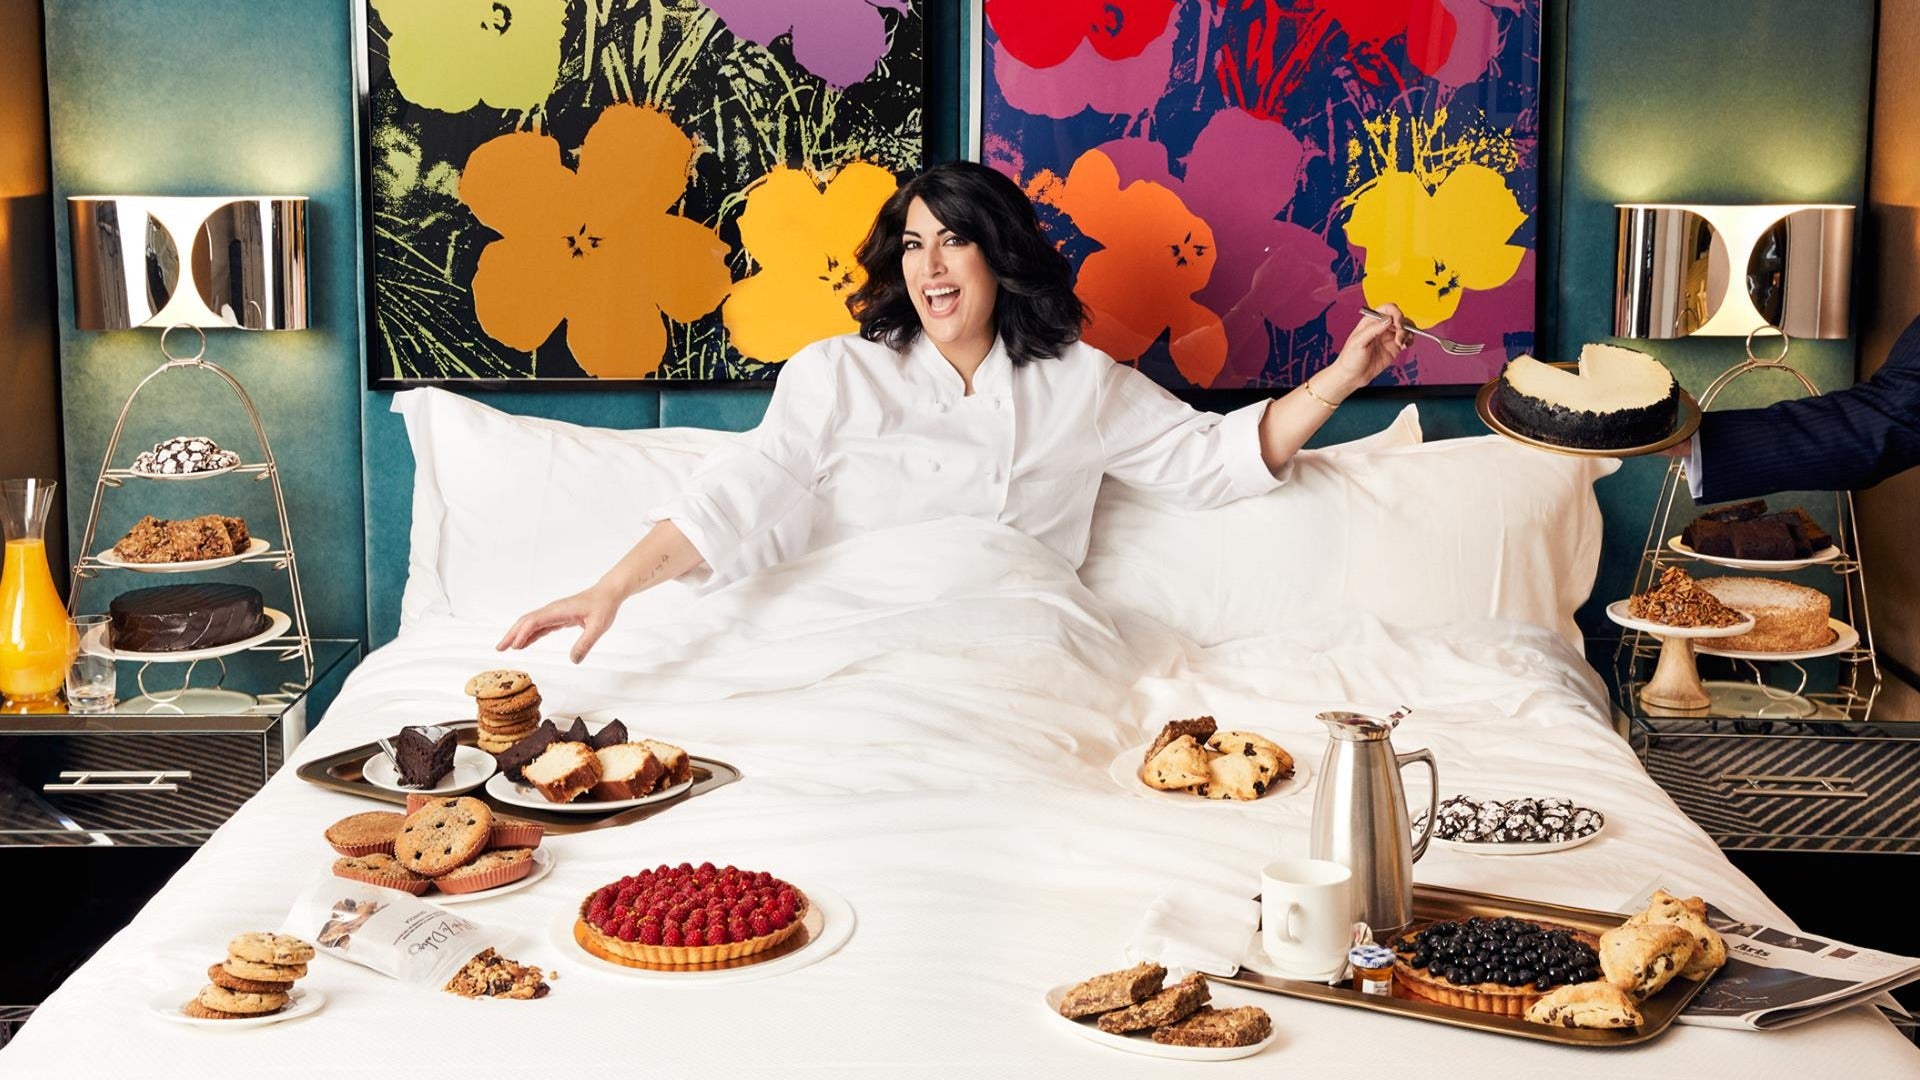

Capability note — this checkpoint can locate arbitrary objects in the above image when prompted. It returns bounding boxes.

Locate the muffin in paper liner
[576,889,809,965]
[324,811,402,858]
[432,849,536,895]
[487,820,544,851]
[332,859,432,897]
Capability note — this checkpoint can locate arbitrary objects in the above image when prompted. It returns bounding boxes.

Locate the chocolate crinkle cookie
[1417,795,1603,844]
[131,435,242,475]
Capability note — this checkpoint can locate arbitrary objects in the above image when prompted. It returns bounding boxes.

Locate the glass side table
[0,638,358,848]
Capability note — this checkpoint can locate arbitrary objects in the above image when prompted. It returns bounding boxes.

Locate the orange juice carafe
[1,478,76,704]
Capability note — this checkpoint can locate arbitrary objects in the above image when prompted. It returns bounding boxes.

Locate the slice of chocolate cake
[1702,499,1769,524]
[1683,517,1735,556]
[1780,508,1834,553]
[560,717,593,744]
[1730,518,1797,561]
[392,726,457,788]
[586,718,629,750]
[492,720,561,783]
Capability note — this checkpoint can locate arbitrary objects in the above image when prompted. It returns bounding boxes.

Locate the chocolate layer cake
[108,583,265,652]
[1493,344,1679,450]
[392,725,458,787]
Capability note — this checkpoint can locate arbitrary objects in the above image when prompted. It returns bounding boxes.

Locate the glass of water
[66,614,115,712]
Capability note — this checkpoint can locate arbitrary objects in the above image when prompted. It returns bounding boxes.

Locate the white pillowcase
[392,388,738,629]
[1081,414,1619,648]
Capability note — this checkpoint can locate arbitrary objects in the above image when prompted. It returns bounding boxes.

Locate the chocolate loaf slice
[493,721,561,783]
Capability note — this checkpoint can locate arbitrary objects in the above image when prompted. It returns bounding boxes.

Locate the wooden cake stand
[1605,601,1756,711]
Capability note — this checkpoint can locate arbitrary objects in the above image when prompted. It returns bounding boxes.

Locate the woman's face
[901,196,999,353]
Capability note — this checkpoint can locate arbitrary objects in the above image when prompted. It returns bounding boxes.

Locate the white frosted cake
[1493,343,1679,449]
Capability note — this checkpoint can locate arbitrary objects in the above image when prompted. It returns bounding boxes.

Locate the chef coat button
[930,460,942,473]
[992,397,1003,410]
[934,400,950,413]
[989,468,1003,483]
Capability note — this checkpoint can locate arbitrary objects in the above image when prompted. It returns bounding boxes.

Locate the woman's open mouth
[923,285,960,318]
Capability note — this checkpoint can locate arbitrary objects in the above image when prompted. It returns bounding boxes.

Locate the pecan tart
[577,862,808,965]
[1392,916,1602,1018]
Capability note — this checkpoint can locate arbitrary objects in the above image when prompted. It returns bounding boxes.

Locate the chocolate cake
[1683,501,1835,560]
[1493,344,1679,450]
[585,718,629,750]
[492,720,561,782]
[392,725,458,788]
[108,583,265,652]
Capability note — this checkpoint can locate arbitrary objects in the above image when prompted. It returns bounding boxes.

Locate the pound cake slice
[1056,962,1166,1019]
[1095,972,1210,1033]
[523,741,601,804]
[641,739,692,786]
[1150,1005,1272,1047]
[590,743,665,800]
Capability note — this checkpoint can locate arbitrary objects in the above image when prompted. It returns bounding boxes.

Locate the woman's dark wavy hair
[848,160,1085,364]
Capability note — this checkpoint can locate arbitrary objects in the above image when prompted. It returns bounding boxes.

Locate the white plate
[1667,535,1842,572]
[1042,978,1278,1061]
[1694,618,1861,661]
[125,462,243,482]
[1107,731,1310,804]
[84,608,292,663]
[485,769,691,814]
[1418,793,1605,856]
[150,985,325,1029]
[552,882,854,984]
[95,536,271,574]
[429,846,555,905]
[1604,600,1756,639]
[363,745,497,796]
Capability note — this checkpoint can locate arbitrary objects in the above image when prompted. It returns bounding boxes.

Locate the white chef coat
[651,332,1289,587]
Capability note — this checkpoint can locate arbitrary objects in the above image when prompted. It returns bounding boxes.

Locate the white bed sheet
[5,518,1913,1077]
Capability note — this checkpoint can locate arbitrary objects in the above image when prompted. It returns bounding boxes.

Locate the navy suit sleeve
[1695,316,1920,503]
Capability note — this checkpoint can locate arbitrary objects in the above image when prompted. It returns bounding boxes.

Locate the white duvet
[7,519,1913,1077]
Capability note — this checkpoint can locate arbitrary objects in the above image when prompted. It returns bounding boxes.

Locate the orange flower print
[458,104,732,378]
[723,162,898,363]
[1054,149,1227,386]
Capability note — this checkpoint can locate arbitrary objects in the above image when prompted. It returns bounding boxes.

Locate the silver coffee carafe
[1309,710,1438,938]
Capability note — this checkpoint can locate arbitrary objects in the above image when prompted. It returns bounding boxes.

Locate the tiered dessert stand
[65,326,315,712]
[1612,330,1881,724]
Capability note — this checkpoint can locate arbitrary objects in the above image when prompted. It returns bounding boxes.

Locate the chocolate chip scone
[1057,962,1166,1019]
[1095,972,1210,1033]
[1150,1005,1272,1047]
[396,796,493,877]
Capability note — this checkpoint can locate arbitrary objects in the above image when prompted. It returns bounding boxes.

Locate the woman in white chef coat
[499,161,1410,662]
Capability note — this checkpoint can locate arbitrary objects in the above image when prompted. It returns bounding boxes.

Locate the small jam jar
[1349,945,1396,996]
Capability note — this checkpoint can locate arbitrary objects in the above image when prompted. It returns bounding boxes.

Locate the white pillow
[393,388,738,628]
[1081,423,1619,648]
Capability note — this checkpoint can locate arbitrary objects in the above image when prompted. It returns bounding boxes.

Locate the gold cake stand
[1475,362,1702,458]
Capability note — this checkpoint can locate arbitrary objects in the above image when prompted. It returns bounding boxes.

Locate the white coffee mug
[1260,858,1353,978]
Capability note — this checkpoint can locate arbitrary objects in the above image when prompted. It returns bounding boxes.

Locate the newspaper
[1624,881,1920,1031]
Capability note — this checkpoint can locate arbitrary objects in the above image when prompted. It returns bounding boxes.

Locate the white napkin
[1122,883,1262,977]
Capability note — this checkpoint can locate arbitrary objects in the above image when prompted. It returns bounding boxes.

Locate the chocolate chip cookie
[396,796,493,877]
[464,670,532,700]
[228,931,315,966]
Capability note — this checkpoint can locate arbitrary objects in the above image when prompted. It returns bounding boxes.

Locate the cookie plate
[1666,535,1842,572]
[1418,793,1606,856]
[151,986,325,1029]
[428,845,554,905]
[1042,978,1277,1061]
[1107,732,1311,805]
[362,745,497,796]
[484,770,693,814]
[552,882,854,984]
[94,536,272,574]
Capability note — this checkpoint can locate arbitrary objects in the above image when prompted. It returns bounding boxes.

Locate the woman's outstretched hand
[496,584,622,664]
[1323,302,1411,395]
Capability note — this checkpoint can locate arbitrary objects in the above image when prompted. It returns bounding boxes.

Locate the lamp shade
[1613,203,1852,339]
[69,195,307,330]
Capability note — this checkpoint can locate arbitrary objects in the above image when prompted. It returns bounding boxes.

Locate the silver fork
[1359,306,1485,355]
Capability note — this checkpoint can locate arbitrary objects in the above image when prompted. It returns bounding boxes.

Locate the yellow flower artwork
[723,163,900,363]
[1344,163,1526,328]
[458,104,732,378]
[371,0,566,113]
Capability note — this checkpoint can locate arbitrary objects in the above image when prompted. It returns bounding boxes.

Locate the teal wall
[42,1,1876,664]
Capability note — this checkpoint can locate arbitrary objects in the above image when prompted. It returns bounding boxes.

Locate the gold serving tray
[1476,362,1702,458]
[295,721,740,834]
[1218,884,1710,1048]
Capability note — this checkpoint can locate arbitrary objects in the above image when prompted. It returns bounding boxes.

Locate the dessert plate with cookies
[1047,964,1276,1061]
[153,931,325,1029]
[1110,717,1308,804]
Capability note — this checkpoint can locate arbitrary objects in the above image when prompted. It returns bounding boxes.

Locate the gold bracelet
[1301,379,1341,411]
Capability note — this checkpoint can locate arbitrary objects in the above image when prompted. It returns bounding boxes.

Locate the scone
[1525,982,1644,1029]
[1598,922,1696,1001]
[1056,962,1166,1019]
[1624,889,1727,980]
[1198,750,1274,801]
[1209,730,1294,780]
[1142,735,1211,791]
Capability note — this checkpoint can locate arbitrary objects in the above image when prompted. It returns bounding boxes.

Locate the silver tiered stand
[65,325,315,712]
[1613,329,1881,726]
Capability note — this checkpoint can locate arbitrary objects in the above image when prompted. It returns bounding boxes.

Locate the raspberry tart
[577,863,808,966]
[1391,916,1602,1018]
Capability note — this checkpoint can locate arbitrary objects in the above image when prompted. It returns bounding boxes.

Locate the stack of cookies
[186,932,314,1020]
[466,669,542,753]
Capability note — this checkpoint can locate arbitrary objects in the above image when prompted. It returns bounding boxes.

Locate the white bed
[5,516,1914,1076]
